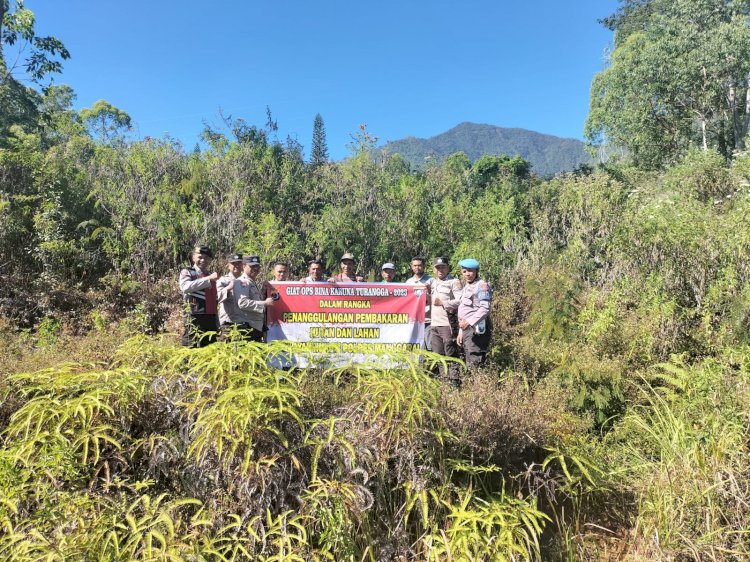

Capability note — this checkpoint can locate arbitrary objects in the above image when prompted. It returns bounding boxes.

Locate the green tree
[1,0,70,82]
[80,100,132,143]
[0,1,70,145]
[310,113,329,167]
[586,0,750,168]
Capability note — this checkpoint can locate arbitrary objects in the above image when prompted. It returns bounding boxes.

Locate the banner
[266,282,426,365]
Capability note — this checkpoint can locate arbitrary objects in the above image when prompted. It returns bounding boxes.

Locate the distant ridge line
[378,121,592,177]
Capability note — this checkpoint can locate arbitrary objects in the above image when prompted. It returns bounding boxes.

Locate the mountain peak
[380,122,591,176]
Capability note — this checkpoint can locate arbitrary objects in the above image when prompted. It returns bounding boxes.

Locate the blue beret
[458,258,480,269]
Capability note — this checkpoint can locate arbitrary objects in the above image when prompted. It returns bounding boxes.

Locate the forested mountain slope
[379,122,592,176]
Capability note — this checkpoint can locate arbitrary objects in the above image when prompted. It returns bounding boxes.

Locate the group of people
[179,246,492,379]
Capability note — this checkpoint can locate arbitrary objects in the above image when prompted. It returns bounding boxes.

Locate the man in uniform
[329,252,359,282]
[236,255,275,342]
[448,258,492,368]
[217,253,256,341]
[302,259,326,282]
[179,244,219,347]
[405,256,432,349]
[380,262,397,282]
[429,257,464,382]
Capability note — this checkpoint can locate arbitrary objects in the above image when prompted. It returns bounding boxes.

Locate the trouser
[182,314,218,348]
[461,324,491,366]
[431,324,459,380]
[220,322,263,343]
[424,323,432,351]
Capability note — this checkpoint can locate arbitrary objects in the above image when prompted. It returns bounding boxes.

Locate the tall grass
[0,335,551,560]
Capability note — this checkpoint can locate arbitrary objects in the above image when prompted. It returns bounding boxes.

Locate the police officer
[236,255,275,342]
[179,244,219,347]
[429,257,463,380]
[449,258,492,367]
[217,253,255,341]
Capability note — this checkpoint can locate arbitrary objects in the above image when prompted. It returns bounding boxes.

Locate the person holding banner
[452,258,492,368]
[217,253,260,341]
[302,259,326,283]
[236,255,275,342]
[329,252,360,282]
[380,262,397,283]
[429,256,464,382]
[179,244,219,347]
[405,257,432,349]
[272,261,289,281]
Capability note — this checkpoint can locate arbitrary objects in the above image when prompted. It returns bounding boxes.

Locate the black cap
[243,255,261,266]
[433,257,449,266]
[192,245,213,258]
[227,253,243,262]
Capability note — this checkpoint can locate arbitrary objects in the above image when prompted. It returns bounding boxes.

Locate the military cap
[243,255,261,266]
[227,253,243,263]
[458,258,480,269]
[433,257,450,266]
[192,244,213,258]
[340,252,356,262]
[381,262,396,270]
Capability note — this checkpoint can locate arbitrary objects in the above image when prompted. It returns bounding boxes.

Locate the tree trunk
[0,0,6,75]
[0,1,5,38]
[740,77,750,151]
[728,80,750,152]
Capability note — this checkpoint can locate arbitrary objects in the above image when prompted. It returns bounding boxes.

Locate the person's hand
[458,318,469,330]
[433,297,443,307]
[457,332,463,346]
[264,297,275,306]
[209,272,219,281]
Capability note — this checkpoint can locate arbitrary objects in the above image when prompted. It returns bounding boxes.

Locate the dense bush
[4,43,750,558]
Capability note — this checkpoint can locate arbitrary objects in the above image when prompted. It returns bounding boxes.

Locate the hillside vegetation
[3,0,750,560]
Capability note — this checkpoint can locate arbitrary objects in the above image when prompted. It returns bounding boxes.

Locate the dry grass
[441,371,588,467]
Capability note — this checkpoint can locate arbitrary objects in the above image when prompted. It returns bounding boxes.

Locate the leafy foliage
[3,2,750,559]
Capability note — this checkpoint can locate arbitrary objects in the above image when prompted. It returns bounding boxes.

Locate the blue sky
[28,0,617,160]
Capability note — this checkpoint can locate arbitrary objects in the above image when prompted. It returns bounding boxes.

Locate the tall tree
[310,113,329,167]
[586,0,750,169]
[80,100,132,143]
[1,0,70,145]
[1,0,70,82]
